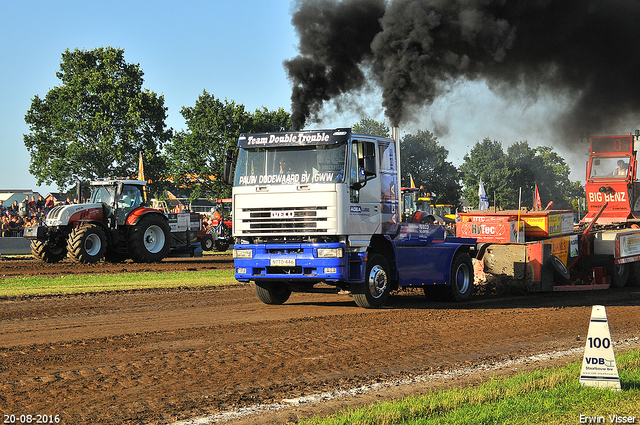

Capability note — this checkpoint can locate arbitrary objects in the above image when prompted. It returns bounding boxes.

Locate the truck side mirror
[116,182,124,196]
[223,148,234,185]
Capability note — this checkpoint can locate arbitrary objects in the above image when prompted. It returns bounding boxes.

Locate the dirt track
[1,256,640,424]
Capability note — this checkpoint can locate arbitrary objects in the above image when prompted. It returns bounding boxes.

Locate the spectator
[7,216,22,236]
[36,195,45,210]
[1,216,9,237]
[45,196,54,209]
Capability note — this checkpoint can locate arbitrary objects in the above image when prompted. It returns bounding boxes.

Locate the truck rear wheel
[67,224,107,263]
[446,252,474,302]
[31,240,66,263]
[128,214,171,263]
[353,254,390,308]
[255,281,292,305]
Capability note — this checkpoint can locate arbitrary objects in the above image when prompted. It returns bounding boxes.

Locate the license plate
[270,258,295,267]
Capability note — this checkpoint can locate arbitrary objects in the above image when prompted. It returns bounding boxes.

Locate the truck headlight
[233,249,253,259]
[317,248,343,258]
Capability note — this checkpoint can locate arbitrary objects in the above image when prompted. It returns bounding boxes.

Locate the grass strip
[301,350,640,425]
[0,269,236,297]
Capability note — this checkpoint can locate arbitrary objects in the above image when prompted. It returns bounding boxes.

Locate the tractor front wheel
[31,240,67,263]
[67,224,107,263]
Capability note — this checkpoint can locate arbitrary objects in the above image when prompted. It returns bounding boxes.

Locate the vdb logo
[585,357,616,367]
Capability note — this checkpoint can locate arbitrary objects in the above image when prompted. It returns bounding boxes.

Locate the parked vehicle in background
[24,179,171,263]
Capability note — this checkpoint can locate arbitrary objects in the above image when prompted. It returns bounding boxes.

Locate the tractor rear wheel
[128,214,171,263]
[67,223,107,263]
[31,240,67,263]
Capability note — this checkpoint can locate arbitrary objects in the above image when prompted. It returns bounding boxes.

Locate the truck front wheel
[447,252,474,302]
[128,215,171,263]
[31,240,67,263]
[255,281,292,305]
[353,254,390,308]
[67,224,107,263]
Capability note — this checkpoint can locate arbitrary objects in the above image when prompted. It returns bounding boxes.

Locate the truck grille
[240,207,328,234]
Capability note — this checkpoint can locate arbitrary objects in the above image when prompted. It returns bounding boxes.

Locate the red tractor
[24,179,171,263]
[200,198,233,252]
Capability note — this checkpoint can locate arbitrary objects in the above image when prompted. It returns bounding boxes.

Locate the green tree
[165,91,291,200]
[461,138,584,210]
[23,47,171,195]
[401,130,461,206]
[352,118,390,137]
[460,138,510,209]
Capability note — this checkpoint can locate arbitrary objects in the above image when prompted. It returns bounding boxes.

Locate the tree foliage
[164,91,290,200]
[400,130,461,206]
[460,138,584,210]
[23,47,171,194]
[352,117,390,137]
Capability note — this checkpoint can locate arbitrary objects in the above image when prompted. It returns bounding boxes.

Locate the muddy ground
[1,256,639,424]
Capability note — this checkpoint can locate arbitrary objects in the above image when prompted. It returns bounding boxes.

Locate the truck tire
[255,281,292,305]
[67,224,107,263]
[446,252,474,302]
[200,235,214,251]
[353,254,391,308]
[31,240,67,263]
[128,214,171,263]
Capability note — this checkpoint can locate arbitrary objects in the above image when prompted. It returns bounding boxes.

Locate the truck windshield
[234,143,347,186]
[589,157,630,178]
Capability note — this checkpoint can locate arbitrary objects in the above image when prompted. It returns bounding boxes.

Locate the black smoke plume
[286,0,640,135]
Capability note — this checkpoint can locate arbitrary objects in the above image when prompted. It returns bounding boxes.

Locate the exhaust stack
[392,126,402,213]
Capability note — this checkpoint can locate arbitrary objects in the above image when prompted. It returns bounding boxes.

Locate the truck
[457,132,640,291]
[24,179,172,263]
[223,128,477,308]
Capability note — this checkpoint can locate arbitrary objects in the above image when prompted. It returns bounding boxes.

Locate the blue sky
[1,0,588,196]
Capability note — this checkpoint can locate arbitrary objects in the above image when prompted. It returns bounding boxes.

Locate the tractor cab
[583,134,640,225]
[90,179,146,225]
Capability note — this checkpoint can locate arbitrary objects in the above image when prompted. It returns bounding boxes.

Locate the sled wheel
[67,224,107,263]
[611,263,629,288]
[31,240,67,263]
[353,254,391,308]
[128,214,171,263]
[550,254,571,283]
[255,281,292,305]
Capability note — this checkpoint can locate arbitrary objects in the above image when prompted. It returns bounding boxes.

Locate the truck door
[347,140,381,239]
